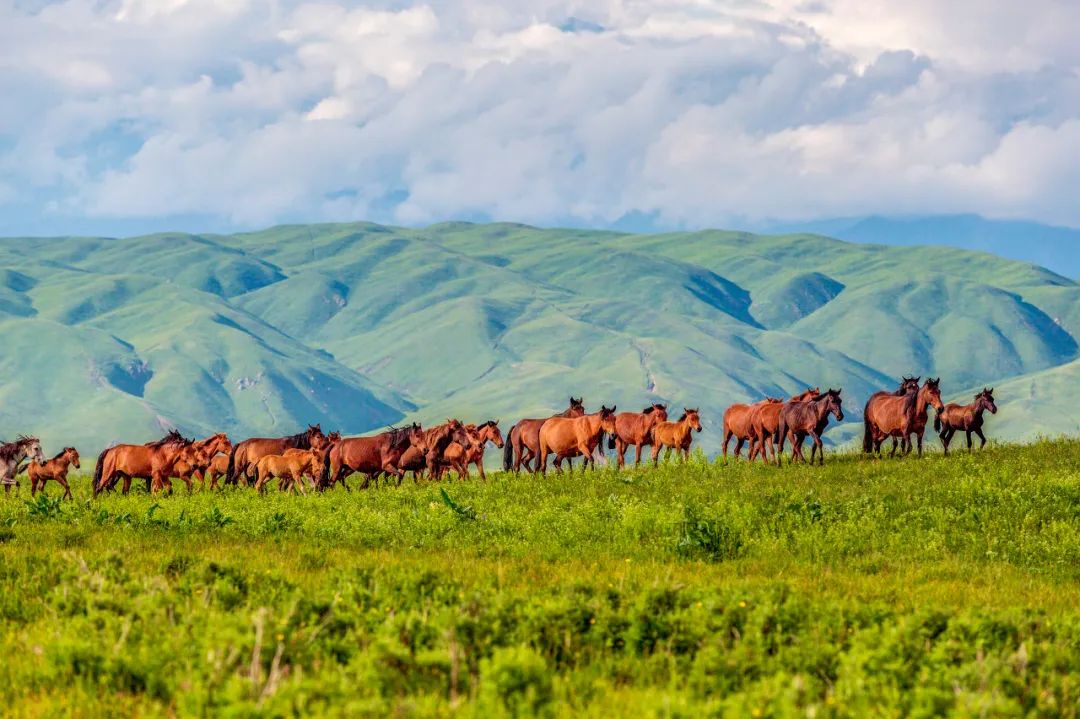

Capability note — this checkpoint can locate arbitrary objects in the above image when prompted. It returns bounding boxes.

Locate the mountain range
[1,221,1077,456]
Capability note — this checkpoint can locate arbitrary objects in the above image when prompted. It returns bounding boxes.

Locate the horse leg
[975,428,987,449]
[722,430,732,462]
[476,457,486,481]
[812,432,824,465]
[59,476,72,500]
[651,443,661,468]
[916,432,924,457]
[734,437,745,460]
[966,431,973,452]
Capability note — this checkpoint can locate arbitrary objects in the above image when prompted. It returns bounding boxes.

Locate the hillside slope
[0,222,1076,453]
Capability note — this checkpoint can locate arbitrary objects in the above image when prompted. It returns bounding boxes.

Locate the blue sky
[2,0,1079,237]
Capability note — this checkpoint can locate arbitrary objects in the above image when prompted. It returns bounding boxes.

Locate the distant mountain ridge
[1,222,1076,455]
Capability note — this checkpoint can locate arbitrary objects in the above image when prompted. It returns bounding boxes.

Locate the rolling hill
[1,222,1076,455]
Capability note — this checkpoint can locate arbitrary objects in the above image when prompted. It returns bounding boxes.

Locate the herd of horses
[0,380,999,497]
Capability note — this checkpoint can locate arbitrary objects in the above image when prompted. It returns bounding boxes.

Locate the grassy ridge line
[1,439,1078,716]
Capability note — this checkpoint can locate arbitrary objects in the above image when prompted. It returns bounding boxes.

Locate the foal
[936,388,997,455]
[650,409,703,466]
[27,447,81,499]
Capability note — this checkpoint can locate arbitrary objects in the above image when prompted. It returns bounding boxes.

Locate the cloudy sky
[2,0,1078,236]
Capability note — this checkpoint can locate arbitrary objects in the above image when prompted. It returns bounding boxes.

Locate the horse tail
[607,433,616,450]
[777,413,787,454]
[225,446,238,486]
[502,424,516,471]
[92,449,107,497]
[319,446,332,489]
[862,398,875,453]
[934,413,942,433]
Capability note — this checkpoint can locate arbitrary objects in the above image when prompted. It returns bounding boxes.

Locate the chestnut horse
[536,406,617,475]
[203,453,230,490]
[721,401,756,461]
[1,436,45,495]
[609,404,668,468]
[255,449,325,494]
[320,424,426,490]
[777,389,844,465]
[503,397,585,473]
[861,376,921,456]
[27,447,80,499]
[936,388,997,454]
[440,421,504,480]
[169,433,232,492]
[748,388,819,463]
[93,430,195,495]
[226,424,328,487]
[650,409,703,466]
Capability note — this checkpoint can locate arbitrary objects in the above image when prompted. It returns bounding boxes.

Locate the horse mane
[48,448,73,462]
[384,426,415,452]
[642,406,654,414]
[145,430,190,448]
[282,428,317,449]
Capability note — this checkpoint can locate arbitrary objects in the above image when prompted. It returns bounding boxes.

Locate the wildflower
[739,600,747,608]
[276,633,284,642]
[751,708,763,718]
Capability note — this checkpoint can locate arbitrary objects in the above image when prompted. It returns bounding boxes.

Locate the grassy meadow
[1,439,1078,717]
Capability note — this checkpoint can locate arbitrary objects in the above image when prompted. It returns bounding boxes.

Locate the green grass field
[2,440,1078,717]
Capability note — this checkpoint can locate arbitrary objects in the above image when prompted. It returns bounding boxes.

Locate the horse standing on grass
[650,409,703,466]
[320,424,427,490]
[937,388,997,454]
[503,398,585,473]
[169,433,233,492]
[255,449,325,494]
[721,401,757,461]
[777,389,844,465]
[1,436,46,495]
[226,425,329,487]
[439,421,504,480]
[863,377,943,457]
[747,389,819,463]
[609,404,668,468]
[536,406,617,475]
[27,447,80,499]
[93,431,195,495]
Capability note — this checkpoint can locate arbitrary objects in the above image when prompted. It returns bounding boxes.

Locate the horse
[203,453,231,490]
[861,376,921,456]
[26,447,80,499]
[439,421,504,480]
[225,425,328,487]
[536,406,617,475]
[1,436,46,495]
[254,449,325,494]
[609,404,668,468]
[747,388,819,463]
[423,419,468,475]
[278,446,333,491]
[777,389,844,465]
[936,388,997,455]
[169,433,233,492]
[650,409,703,466]
[92,430,195,495]
[320,424,426,490]
[503,397,585,473]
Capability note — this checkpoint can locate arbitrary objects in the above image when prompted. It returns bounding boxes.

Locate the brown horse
[423,419,468,474]
[936,388,997,455]
[169,433,233,492]
[609,404,668,468]
[320,424,426,490]
[203,453,230,490]
[93,430,195,495]
[503,397,585,473]
[27,447,80,499]
[536,406,617,475]
[254,449,325,494]
[721,401,755,461]
[1,436,46,495]
[650,409,703,466]
[440,421,504,480]
[859,375,920,453]
[748,388,819,463]
[777,389,844,465]
[226,425,328,487]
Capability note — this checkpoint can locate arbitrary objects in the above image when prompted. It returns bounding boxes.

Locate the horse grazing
[27,447,80,499]
[609,404,668,468]
[777,389,844,465]
[748,388,819,463]
[226,425,328,487]
[254,449,325,494]
[1,436,46,495]
[439,421,504,480]
[937,388,997,455]
[320,424,426,490]
[650,409,703,466]
[503,397,585,473]
[536,406,617,475]
[93,430,195,495]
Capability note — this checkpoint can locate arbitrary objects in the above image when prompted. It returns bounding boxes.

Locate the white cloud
[1,0,1079,233]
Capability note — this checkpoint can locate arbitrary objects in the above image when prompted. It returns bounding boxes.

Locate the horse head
[480,420,504,448]
[19,436,45,464]
[978,388,997,415]
[921,378,944,412]
[64,447,80,469]
[598,405,618,433]
[821,389,844,422]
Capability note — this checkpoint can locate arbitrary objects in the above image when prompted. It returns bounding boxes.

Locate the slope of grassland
[0,222,1077,454]
[0,440,1078,716]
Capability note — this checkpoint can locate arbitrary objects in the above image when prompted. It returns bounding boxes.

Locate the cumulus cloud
[0,0,1078,234]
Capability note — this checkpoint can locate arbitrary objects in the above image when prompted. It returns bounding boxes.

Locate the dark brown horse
[936,388,997,454]
[1,436,45,495]
[777,389,844,465]
[320,424,426,490]
[650,409,703,465]
[27,447,79,499]
[536,406,617,475]
[863,377,943,457]
[609,404,668,468]
[93,430,195,495]
[747,388,819,463]
[226,425,328,487]
[503,397,585,473]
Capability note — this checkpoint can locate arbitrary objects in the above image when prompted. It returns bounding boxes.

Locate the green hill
[1,222,1076,454]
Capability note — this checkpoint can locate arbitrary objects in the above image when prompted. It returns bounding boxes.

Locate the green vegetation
[1,222,1077,454]
[1,440,1078,716]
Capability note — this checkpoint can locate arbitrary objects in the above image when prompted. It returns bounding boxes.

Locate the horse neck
[676,416,694,439]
